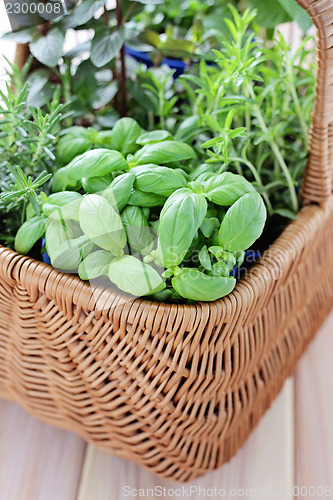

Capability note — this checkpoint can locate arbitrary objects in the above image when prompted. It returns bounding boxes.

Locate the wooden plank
[295,310,333,497]
[78,380,294,500]
[0,400,86,500]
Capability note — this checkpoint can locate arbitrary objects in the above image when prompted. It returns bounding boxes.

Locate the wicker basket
[1,0,333,483]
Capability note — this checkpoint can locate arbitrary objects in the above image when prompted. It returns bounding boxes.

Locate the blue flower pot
[125,46,187,78]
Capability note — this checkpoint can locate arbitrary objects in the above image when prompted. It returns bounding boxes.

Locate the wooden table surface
[0,308,332,500]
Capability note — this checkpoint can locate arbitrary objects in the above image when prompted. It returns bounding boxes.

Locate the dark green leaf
[78,249,114,280]
[134,141,196,165]
[136,130,172,145]
[199,245,212,270]
[107,172,135,211]
[277,0,312,31]
[82,174,114,194]
[57,127,97,164]
[139,29,161,48]
[67,149,128,181]
[158,188,207,268]
[248,0,291,28]
[108,255,165,296]
[121,205,154,254]
[91,27,125,68]
[14,215,46,254]
[274,208,296,220]
[204,172,255,206]
[131,164,187,197]
[200,217,219,238]
[218,192,267,251]
[73,0,105,26]
[128,189,166,208]
[79,194,126,254]
[91,82,118,109]
[29,28,64,68]
[109,117,143,155]
[51,235,95,271]
[207,260,231,278]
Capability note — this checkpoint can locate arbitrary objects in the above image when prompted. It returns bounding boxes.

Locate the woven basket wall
[1,0,333,483]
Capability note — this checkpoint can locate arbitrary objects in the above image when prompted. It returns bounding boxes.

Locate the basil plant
[15,117,266,303]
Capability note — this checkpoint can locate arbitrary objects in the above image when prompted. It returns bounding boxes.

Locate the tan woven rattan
[0,0,332,482]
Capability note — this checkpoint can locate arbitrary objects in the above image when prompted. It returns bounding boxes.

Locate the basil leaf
[136,130,172,145]
[14,216,46,255]
[43,192,83,220]
[207,261,231,278]
[128,189,166,208]
[204,172,254,206]
[48,197,83,222]
[82,174,113,194]
[172,268,236,301]
[196,172,215,183]
[109,117,143,155]
[78,250,114,280]
[67,149,128,181]
[131,165,187,197]
[273,208,296,220]
[51,165,82,192]
[79,194,126,254]
[200,217,219,238]
[108,172,135,211]
[235,250,245,267]
[29,28,64,68]
[158,188,207,267]
[218,192,266,251]
[45,218,78,259]
[134,141,196,165]
[51,235,95,271]
[26,202,37,220]
[199,245,212,271]
[248,0,291,28]
[56,127,97,164]
[277,0,312,32]
[121,206,154,255]
[47,191,82,206]
[73,0,105,26]
[108,255,165,296]
[189,163,214,181]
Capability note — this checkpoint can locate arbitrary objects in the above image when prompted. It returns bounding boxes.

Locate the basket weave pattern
[1,0,333,483]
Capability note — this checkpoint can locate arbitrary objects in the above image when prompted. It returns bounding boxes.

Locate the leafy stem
[246,83,299,212]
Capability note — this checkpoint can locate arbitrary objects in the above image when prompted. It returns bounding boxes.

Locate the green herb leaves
[57,127,97,164]
[79,194,126,255]
[108,256,165,296]
[10,113,267,303]
[14,216,46,254]
[30,28,65,68]
[204,172,254,206]
[218,192,267,251]
[158,188,207,268]
[134,141,196,165]
[67,149,128,180]
[91,27,125,68]
[131,165,187,197]
[172,268,236,302]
